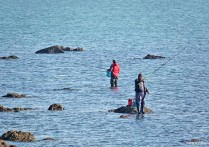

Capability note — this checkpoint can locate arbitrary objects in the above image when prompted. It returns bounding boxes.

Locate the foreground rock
[0,139,17,147]
[108,105,153,114]
[0,55,19,60]
[143,54,165,59]
[2,93,26,98]
[35,45,64,54]
[0,105,33,112]
[48,104,64,110]
[1,130,36,142]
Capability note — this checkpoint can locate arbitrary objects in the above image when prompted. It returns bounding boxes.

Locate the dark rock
[0,55,19,60]
[35,45,64,54]
[108,105,153,114]
[180,138,202,144]
[143,54,165,59]
[62,47,84,51]
[48,104,64,110]
[2,93,26,98]
[43,137,55,141]
[1,130,36,142]
[0,105,33,112]
[119,115,128,118]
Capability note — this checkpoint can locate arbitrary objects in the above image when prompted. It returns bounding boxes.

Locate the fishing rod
[150,47,187,75]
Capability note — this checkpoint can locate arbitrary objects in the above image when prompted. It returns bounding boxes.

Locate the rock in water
[2,93,26,98]
[35,45,64,54]
[1,130,36,142]
[48,104,64,110]
[109,105,153,114]
[143,54,165,59]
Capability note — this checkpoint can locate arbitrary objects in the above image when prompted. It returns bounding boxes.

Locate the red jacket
[110,63,120,77]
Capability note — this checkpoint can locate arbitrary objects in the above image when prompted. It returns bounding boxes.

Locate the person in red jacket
[109,60,120,87]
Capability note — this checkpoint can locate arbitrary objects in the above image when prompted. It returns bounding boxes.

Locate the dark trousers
[110,74,118,87]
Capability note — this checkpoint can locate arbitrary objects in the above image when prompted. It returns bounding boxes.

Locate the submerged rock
[143,54,165,59]
[109,105,153,114]
[0,105,33,112]
[1,130,36,142]
[35,45,64,54]
[2,93,26,98]
[43,137,55,141]
[62,47,84,51]
[48,104,64,110]
[0,55,19,60]
[119,115,128,118]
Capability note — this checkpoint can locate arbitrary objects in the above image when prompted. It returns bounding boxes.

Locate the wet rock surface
[1,130,36,142]
[108,105,153,114]
[48,104,64,110]
[2,93,26,98]
[35,45,84,54]
[0,55,19,60]
[0,105,33,112]
[35,45,64,54]
[143,54,165,59]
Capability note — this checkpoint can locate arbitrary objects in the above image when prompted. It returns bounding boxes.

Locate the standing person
[109,60,120,87]
[135,73,149,114]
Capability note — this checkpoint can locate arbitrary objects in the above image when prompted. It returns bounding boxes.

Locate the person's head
[112,60,116,64]
[138,73,143,81]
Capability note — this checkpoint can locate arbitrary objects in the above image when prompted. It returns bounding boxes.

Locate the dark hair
[138,73,142,78]
[113,60,116,63]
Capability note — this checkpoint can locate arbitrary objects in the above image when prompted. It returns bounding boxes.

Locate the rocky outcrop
[1,130,36,142]
[35,45,84,54]
[0,105,33,112]
[35,45,64,54]
[143,54,165,59]
[62,47,84,51]
[108,105,153,114]
[2,93,26,98]
[48,104,64,110]
[0,55,19,60]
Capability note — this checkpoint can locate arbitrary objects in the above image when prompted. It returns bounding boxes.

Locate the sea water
[0,0,209,146]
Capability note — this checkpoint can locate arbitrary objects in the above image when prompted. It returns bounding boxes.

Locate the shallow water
[1,0,209,146]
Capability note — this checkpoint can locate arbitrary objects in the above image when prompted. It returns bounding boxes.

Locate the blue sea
[1,0,209,146]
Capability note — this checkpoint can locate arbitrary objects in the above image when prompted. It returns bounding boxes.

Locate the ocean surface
[1,0,209,146]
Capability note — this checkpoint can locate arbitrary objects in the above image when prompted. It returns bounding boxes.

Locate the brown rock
[119,115,128,118]
[2,93,26,98]
[48,104,64,110]
[1,130,36,142]
[0,105,33,112]
[0,139,10,147]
